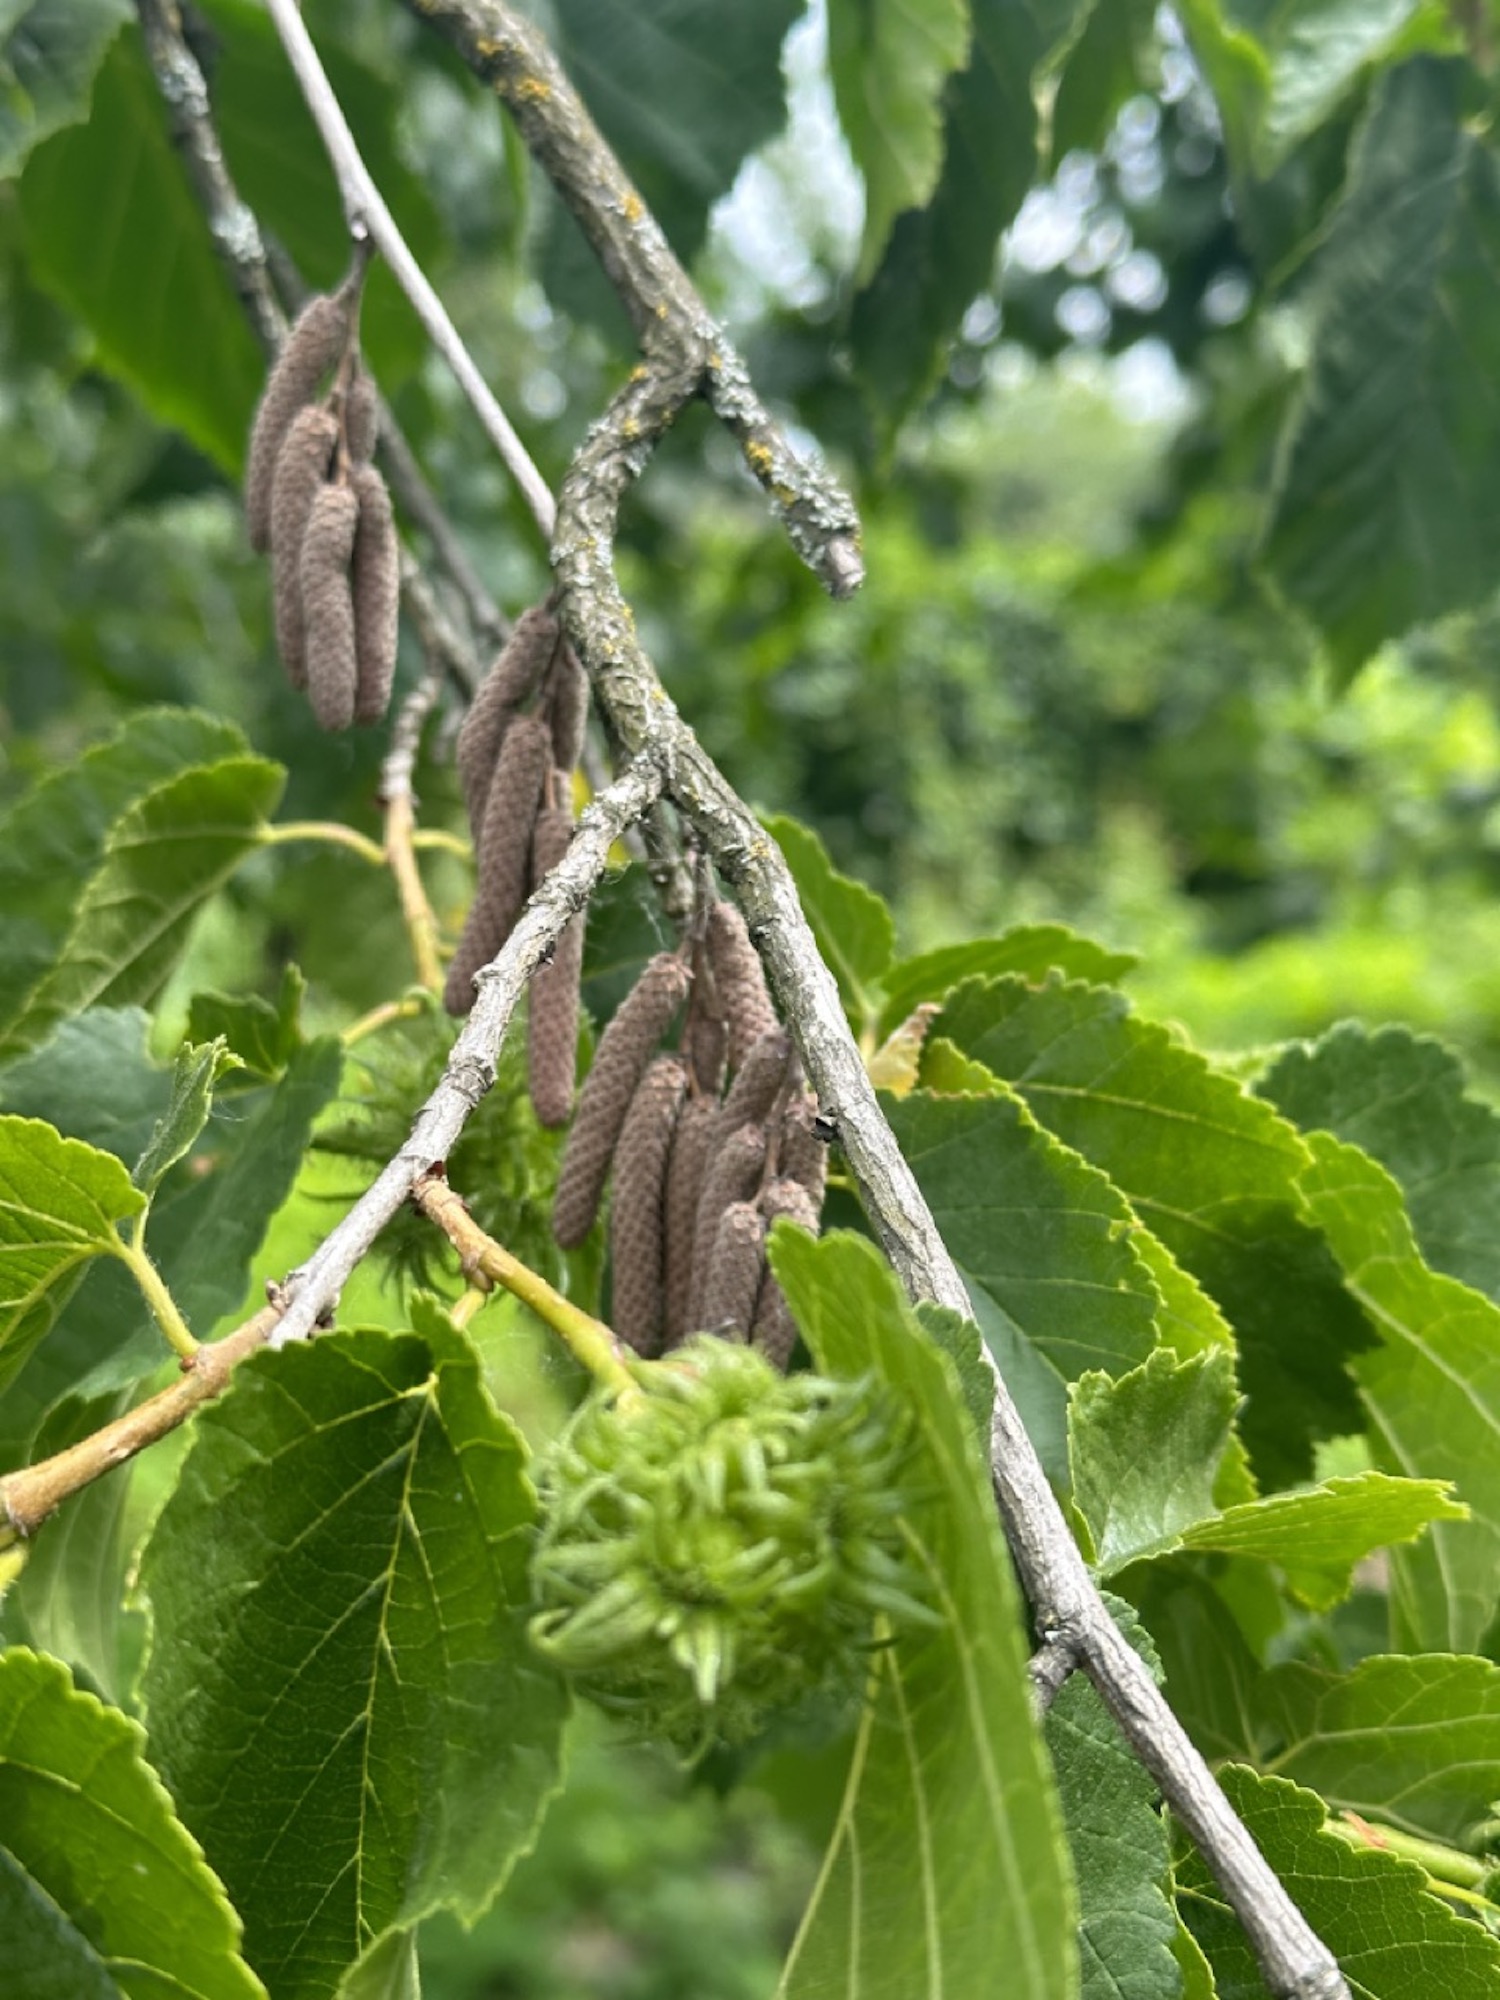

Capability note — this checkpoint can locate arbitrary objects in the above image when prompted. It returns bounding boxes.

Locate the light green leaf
[0,0,128,178]
[876,924,1135,1041]
[0,1647,265,1998]
[1172,1922,1217,2000]
[915,1300,994,1449]
[1130,1230,1236,1361]
[762,811,895,1031]
[889,1080,1158,1485]
[933,974,1373,1485]
[1261,1021,1500,1302]
[1177,1766,1500,1997]
[18,27,265,466]
[0,1115,142,1392]
[186,966,306,1084]
[141,1303,568,2000]
[0,1008,172,1169]
[771,1230,1076,2000]
[1255,1653,1500,1846]
[827,0,971,282]
[0,708,247,1037]
[337,1929,419,2000]
[1261,58,1500,681]
[0,753,285,1062]
[132,1039,237,1196]
[1299,1132,1500,1654]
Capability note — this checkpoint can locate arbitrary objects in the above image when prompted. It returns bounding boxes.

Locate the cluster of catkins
[245,287,400,731]
[551,901,826,1366]
[444,603,590,1130]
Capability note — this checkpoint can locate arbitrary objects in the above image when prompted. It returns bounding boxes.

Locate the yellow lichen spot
[630,364,649,384]
[773,482,796,506]
[515,76,551,102]
[746,441,774,475]
[476,35,503,56]
[623,192,645,223]
[656,303,669,320]
[623,417,640,441]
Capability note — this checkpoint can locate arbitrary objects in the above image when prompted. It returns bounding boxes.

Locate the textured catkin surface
[443,716,553,1016]
[778,1095,829,1204]
[705,900,777,1069]
[545,644,590,771]
[269,404,339,687]
[245,293,347,553]
[716,1026,793,1137]
[689,1121,768,1328]
[662,1093,718,1343]
[552,951,693,1249]
[349,465,399,724]
[608,1056,689,1355]
[752,1177,821,1367]
[301,483,360,731]
[527,799,584,1128]
[457,606,560,829]
[699,1200,766,1340]
[343,367,379,465]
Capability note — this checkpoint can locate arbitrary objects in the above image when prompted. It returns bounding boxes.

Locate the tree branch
[379,666,447,992]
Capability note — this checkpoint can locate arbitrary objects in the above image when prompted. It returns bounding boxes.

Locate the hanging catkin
[715,1026,793,1139]
[456,606,560,830]
[343,367,379,466]
[699,1201,765,1340]
[752,1177,821,1369]
[349,465,399,724]
[552,951,692,1248]
[269,404,339,687]
[662,1093,718,1344]
[527,795,584,1128]
[705,900,778,1070]
[545,643,590,772]
[300,482,360,731]
[688,1121,767,1329]
[608,1056,688,1355]
[245,292,348,553]
[443,715,552,1016]
[777,1095,828,1205]
[684,1009,727,1097]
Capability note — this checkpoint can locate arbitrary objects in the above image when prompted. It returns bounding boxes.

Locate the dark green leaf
[933,975,1373,1484]
[876,925,1135,1041]
[1261,1021,1500,1301]
[0,1647,264,1999]
[141,1304,567,2000]
[0,0,129,179]
[186,966,306,1084]
[18,28,265,466]
[0,709,247,1037]
[1050,0,1152,161]
[762,810,895,1030]
[915,1300,994,1449]
[0,1115,142,1392]
[578,864,675,1025]
[1177,1765,1500,1997]
[1299,1132,1500,1654]
[770,1229,1077,2000]
[0,1008,172,1168]
[1260,58,1500,680]
[0,752,285,1061]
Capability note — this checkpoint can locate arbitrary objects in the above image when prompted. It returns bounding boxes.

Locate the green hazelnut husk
[528,1336,933,1754]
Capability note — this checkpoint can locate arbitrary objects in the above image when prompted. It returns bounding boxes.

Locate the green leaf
[18,28,265,467]
[0,1647,265,1998]
[770,1230,1077,2000]
[0,1115,142,1392]
[762,811,895,1030]
[578,864,673,1025]
[827,0,971,282]
[876,924,1135,1040]
[1298,1132,1500,1654]
[1261,1021,1500,1302]
[888,1080,1158,1484]
[1260,58,1500,681]
[186,966,306,1084]
[933,975,1373,1484]
[337,1930,419,2000]
[1047,1614,1179,2000]
[915,1300,994,1449]
[1136,1571,1263,1769]
[141,1303,568,2000]
[0,753,285,1061]
[1254,1653,1500,1847]
[0,0,129,179]
[132,1039,237,1196]
[0,709,248,1037]
[1177,1765,1500,1998]
[0,1008,173,1169]
[1050,0,1153,161]
[1069,1349,1238,1572]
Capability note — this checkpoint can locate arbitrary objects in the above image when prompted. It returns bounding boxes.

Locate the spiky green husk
[529,1337,931,1755]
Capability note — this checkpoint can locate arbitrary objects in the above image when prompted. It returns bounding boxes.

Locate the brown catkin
[662,1094,718,1346]
[349,465,399,724]
[443,716,552,1016]
[300,482,360,731]
[715,1026,794,1138]
[527,797,584,1127]
[608,1056,689,1356]
[545,644,590,771]
[688,1121,767,1330]
[752,1178,821,1369]
[343,367,379,465]
[699,1201,766,1340]
[456,606,560,831]
[777,1094,828,1205]
[684,1008,727,1096]
[245,293,348,552]
[552,950,693,1248]
[705,900,777,1070]
[269,404,339,687]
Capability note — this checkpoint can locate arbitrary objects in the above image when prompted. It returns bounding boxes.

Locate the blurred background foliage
[8,0,1500,1986]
